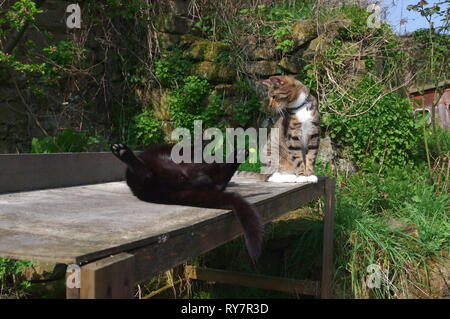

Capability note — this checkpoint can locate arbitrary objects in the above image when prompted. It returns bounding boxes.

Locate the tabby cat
[262,75,320,183]
[111,143,263,260]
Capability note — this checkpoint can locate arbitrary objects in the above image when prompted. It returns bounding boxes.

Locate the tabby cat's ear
[262,79,273,87]
[263,76,285,88]
[269,76,285,87]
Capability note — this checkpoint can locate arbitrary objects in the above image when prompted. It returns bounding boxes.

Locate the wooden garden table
[0,152,335,299]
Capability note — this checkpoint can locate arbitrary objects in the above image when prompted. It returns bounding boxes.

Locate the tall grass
[311,164,449,298]
[194,163,449,299]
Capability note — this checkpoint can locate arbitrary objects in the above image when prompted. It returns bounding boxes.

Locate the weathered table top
[0,177,325,265]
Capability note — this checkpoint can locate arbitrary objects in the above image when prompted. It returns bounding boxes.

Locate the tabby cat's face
[262,76,308,111]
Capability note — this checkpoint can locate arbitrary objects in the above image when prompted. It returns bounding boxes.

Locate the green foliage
[102,0,151,19]
[193,0,314,43]
[154,49,192,88]
[2,0,42,30]
[323,76,420,169]
[326,165,449,298]
[202,94,226,129]
[0,258,33,298]
[233,93,260,127]
[43,41,87,67]
[194,162,449,299]
[132,110,163,147]
[272,25,294,53]
[336,5,371,40]
[411,28,450,83]
[168,75,215,132]
[238,148,262,173]
[193,15,213,34]
[40,41,88,83]
[0,51,46,74]
[31,129,107,153]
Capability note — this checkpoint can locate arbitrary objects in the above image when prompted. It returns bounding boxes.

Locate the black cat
[111,143,263,260]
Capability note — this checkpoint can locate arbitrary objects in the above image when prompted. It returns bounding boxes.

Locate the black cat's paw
[111,143,132,159]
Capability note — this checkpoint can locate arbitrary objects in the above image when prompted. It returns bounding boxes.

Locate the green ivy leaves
[323,76,420,169]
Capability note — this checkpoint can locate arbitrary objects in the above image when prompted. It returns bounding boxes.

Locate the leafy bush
[232,93,261,127]
[31,129,107,153]
[43,41,87,67]
[2,0,42,30]
[336,5,371,40]
[132,110,164,147]
[154,49,192,88]
[0,258,33,298]
[168,75,211,132]
[272,25,294,53]
[322,76,420,169]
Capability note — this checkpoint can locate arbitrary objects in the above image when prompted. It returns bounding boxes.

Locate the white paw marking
[295,175,309,183]
[294,175,318,183]
[307,175,318,183]
[268,172,298,183]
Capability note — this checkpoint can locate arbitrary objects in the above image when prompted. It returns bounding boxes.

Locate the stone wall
[0,0,348,153]
[0,0,113,153]
[150,2,347,139]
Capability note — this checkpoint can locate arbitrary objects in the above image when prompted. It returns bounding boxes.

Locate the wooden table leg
[80,253,135,299]
[321,178,335,299]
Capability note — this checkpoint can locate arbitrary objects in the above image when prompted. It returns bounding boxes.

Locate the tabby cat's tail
[166,190,263,261]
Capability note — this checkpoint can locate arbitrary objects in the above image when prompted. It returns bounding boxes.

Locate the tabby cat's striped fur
[262,76,320,183]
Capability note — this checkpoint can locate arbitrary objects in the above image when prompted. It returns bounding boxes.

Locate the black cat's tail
[227,193,264,261]
[166,190,263,261]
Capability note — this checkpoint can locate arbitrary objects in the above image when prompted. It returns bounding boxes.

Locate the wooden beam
[0,152,126,194]
[142,279,184,299]
[321,178,335,299]
[185,266,320,297]
[80,253,135,299]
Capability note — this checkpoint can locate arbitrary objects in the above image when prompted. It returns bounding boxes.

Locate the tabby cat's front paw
[267,172,298,183]
[295,175,318,183]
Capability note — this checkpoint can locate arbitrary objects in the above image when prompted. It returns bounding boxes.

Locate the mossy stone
[157,32,181,50]
[278,52,306,74]
[242,61,281,77]
[154,14,192,34]
[211,84,236,98]
[150,88,172,121]
[303,34,333,59]
[184,39,231,62]
[242,36,277,60]
[292,20,318,48]
[180,34,204,46]
[191,61,235,83]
